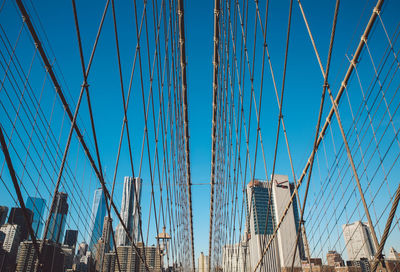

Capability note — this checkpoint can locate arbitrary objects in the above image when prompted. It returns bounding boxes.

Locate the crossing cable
[209,0,220,269]
[254,0,294,270]
[290,1,339,270]
[315,4,382,254]
[0,42,105,252]
[70,1,121,270]
[105,1,148,265]
[0,24,100,232]
[302,20,400,265]
[176,0,195,269]
[304,27,400,239]
[254,0,386,267]
[14,0,151,269]
[0,125,42,267]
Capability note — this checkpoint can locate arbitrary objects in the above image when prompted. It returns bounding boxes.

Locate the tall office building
[342,221,376,260]
[246,175,302,271]
[64,230,78,249]
[26,197,46,239]
[0,206,8,226]
[0,224,21,263]
[198,252,209,272]
[8,207,33,241]
[115,177,142,246]
[46,192,68,243]
[87,188,107,251]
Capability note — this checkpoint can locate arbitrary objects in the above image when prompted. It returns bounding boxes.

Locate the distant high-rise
[0,206,8,225]
[199,252,209,272]
[26,197,46,239]
[8,207,33,241]
[342,221,376,260]
[64,229,78,249]
[115,177,142,246]
[326,250,344,267]
[246,175,302,271]
[222,238,250,271]
[46,192,68,243]
[87,188,106,251]
[16,240,64,272]
[0,224,21,263]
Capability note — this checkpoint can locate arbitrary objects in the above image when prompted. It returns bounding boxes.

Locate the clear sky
[1,0,400,266]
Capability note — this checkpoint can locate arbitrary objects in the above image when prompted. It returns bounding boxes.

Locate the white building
[246,175,302,271]
[222,239,251,271]
[115,177,142,246]
[0,223,21,264]
[342,221,376,260]
[198,252,209,272]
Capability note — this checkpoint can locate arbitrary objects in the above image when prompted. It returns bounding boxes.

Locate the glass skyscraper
[115,177,142,246]
[87,188,106,251]
[26,196,45,239]
[46,192,68,243]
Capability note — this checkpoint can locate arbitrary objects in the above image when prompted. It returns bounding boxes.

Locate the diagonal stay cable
[14,1,151,269]
[290,0,340,270]
[255,0,294,270]
[70,1,121,270]
[254,0,386,267]
[0,124,42,268]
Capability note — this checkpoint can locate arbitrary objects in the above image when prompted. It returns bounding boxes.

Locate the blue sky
[1,0,400,265]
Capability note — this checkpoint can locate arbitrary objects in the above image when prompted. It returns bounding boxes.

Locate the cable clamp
[373,7,380,15]
[361,35,367,44]
[82,83,89,88]
[341,81,347,89]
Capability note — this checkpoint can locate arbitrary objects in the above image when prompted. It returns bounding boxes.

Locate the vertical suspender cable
[209,0,220,270]
[177,0,195,270]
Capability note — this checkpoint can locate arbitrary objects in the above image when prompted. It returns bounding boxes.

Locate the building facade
[46,192,69,243]
[88,188,107,252]
[222,240,250,271]
[115,177,142,246]
[64,230,78,250]
[198,252,209,272]
[25,197,45,239]
[246,175,302,271]
[342,221,376,260]
[8,207,33,241]
[0,223,21,266]
[0,206,8,226]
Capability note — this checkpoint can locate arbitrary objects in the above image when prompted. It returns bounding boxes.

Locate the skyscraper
[115,177,142,246]
[198,252,209,272]
[0,206,8,226]
[342,221,376,260]
[0,224,21,263]
[8,207,33,241]
[46,192,68,243]
[26,197,46,239]
[246,175,302,271]
[64,229,78,249]
[87,188,106,251]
